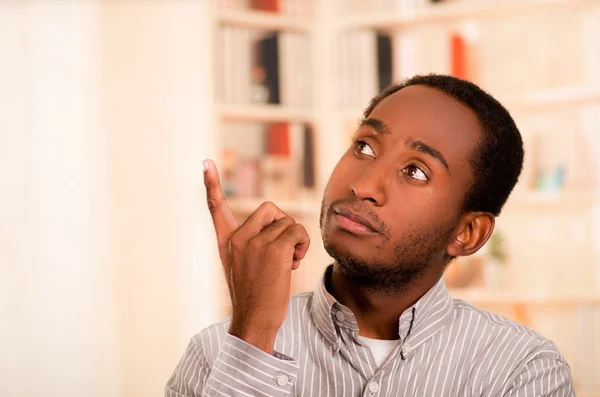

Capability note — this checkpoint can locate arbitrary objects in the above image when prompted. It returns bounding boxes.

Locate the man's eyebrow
[406,139,450,172]
[359,118,391,135]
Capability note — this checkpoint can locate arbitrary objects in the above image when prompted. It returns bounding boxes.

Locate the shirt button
[335,311,346,322]
[276,374,289,387]
[368,381,379,393]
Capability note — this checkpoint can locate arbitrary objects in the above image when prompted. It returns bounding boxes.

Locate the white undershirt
[356,335,399,367]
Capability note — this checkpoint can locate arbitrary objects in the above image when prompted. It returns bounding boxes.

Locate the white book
[279,32,294,107]
[579,104,600,189]
[230,27,241,104]
[338,32,350,108]
[583,8,600,85]
[392,31,417,81]
[348,30,361,108]
[218,0,248,11]
[222,26,235,103]
[349,30,360,108]
[290,122,304,166]
[294,34,314,107]
[418,24,451,75]
[229,28,252,104]
[357,29,378,106]
[240,28,252,104]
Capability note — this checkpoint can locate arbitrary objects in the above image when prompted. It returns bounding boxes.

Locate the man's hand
[203,159,310,354]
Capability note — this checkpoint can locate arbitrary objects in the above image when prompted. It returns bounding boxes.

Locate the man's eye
[403,165,428,181]
[354,140,375,158]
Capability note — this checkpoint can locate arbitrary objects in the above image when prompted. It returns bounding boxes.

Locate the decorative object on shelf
[261,122,298,199]
[446,230,508,289]
[534,164,566,193]
[235,157,261,198]
[222,149,238,197]
[444,255,483,289]
[249,66,270,103]
[482,231,508,289]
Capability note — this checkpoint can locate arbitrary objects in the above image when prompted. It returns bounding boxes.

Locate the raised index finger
[203,159,238,246]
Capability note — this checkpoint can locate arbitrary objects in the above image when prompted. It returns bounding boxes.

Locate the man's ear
[447,212,495,257]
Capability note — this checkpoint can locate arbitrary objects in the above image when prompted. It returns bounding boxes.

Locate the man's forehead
[367,85,481,142]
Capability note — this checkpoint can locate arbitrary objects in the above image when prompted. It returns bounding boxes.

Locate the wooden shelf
[216,104,315,124]
[227,197,321,217]
[505,191,600,211]
[336,0,597,30]
[216,9,312,32]
[508,86,600,111]
[450,288,600,307]
[341,86,600,123]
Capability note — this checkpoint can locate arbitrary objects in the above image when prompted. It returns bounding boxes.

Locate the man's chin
[323,236,371,269]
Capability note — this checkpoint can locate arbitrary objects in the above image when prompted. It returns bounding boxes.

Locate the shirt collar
[311,265,454,353]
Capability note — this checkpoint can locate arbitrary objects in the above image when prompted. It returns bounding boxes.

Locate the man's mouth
[332,207,380,236]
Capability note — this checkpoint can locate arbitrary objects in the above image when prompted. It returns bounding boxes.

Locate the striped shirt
[166,266,574,396]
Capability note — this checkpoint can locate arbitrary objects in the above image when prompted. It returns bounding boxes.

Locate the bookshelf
[217,8,312,32]
[210,0,600,393]
[216,104,314,123]
[505,191,600,211]
[336,0,598,30]
[508,85,600,111]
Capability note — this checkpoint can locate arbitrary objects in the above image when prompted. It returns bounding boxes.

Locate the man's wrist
[228,322,278,355]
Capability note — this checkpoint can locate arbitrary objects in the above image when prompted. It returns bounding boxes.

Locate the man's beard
[320,197,455,296]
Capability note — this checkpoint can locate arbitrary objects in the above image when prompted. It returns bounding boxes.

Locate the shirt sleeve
[502,356,575,397]
[165,333,300,397]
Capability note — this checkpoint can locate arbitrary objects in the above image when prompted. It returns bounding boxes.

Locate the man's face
[320,85,482,293]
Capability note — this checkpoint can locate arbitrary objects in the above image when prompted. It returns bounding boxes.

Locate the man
[166,75,574,396]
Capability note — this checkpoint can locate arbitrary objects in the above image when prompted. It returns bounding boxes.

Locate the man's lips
[333,207,380,234]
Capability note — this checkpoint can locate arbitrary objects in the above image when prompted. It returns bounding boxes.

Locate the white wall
[0,1,218,396]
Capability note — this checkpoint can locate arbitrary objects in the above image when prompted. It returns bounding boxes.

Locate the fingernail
[203,160,210,172]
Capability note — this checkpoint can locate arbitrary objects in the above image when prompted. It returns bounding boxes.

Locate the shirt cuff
[204,333,299,396]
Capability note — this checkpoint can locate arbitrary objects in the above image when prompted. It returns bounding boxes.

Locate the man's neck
[327,264,443,340]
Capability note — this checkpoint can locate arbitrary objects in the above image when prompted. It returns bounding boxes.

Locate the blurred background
[1,0,600,396]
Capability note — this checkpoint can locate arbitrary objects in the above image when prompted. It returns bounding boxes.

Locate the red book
[450,33,467,79]
[251,0,279,12]
[266,123,290,157]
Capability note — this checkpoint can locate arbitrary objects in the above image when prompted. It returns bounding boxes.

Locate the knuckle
[259,201,275,211]
[279,216,295,226]
[247,235,263,251]
[291,223,307,235]
[229,232,244,251]
[264,241,280,257]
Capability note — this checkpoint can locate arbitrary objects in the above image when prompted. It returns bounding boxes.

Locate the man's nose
[350,162,388,206]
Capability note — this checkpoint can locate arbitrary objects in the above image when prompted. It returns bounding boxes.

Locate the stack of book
[220,122,315,200]
[218,28,311,107]
[218,0,313,17]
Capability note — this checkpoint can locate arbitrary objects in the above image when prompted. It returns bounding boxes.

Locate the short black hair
[363,74,524,216]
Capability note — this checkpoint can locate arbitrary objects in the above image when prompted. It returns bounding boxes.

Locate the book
[251,0,279,12]
[377,33,393,91]
[450,32,467,79]
[257,33,280,104]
